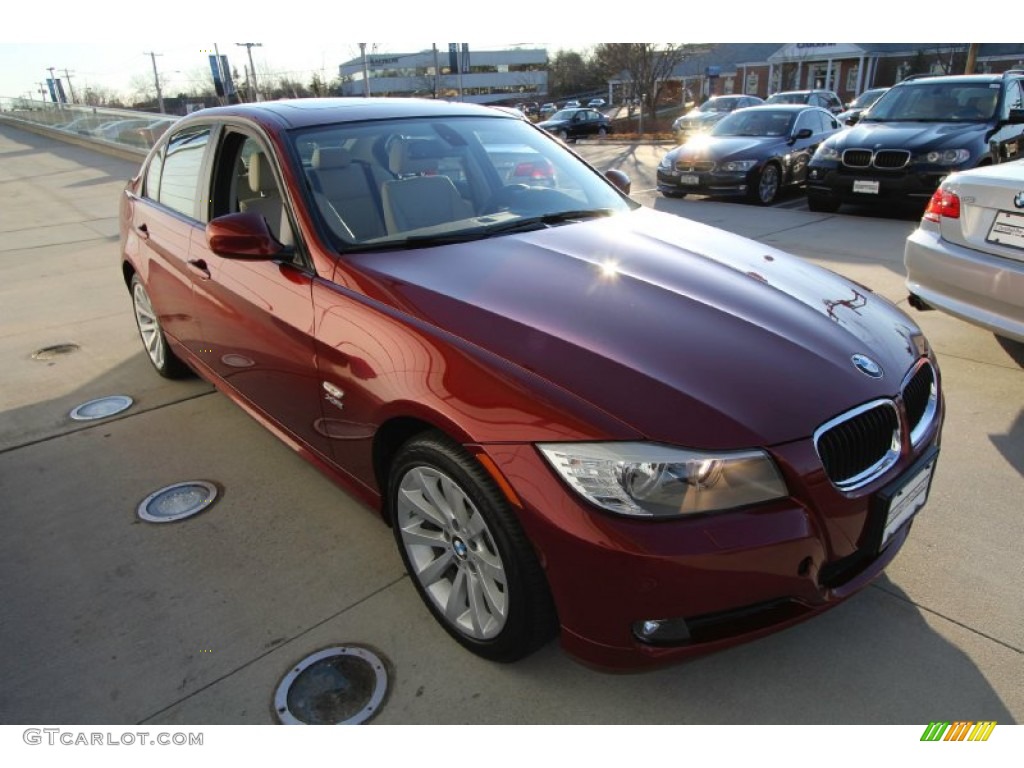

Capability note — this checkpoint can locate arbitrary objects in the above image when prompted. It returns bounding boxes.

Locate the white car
[905,159,1024,342]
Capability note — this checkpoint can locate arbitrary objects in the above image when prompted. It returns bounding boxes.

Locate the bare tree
[593,44,699,124]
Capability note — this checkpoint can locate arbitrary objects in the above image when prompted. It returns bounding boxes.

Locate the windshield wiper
[480,208,616,235]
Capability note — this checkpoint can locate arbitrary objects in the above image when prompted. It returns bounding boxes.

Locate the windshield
[699,97,742,113]
[711,109,795,137]
[850,88,887,109]
[289,115,634,251]
[864,82,999,122]
[766,93,805,105]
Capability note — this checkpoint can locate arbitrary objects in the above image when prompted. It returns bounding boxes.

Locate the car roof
[734,104,822,112]
[177,97,511,130]
[897,73,1007,86]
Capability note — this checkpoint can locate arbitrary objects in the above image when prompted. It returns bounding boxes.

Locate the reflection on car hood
[667,136,783,161]
[346,209,923,448]
[831,120,987,151]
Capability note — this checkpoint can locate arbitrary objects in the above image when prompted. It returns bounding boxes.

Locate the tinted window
[157,126,211,218]
[1002,81,1023,118]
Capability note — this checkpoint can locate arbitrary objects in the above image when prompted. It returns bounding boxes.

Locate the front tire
[130,274,190,378]
[389,431,556,662]
[749,163,781,205]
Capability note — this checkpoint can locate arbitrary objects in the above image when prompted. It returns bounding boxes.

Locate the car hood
[667,136,782,162]
[829,120,987,151]
[345,208,924,449]
[537,119,569,129]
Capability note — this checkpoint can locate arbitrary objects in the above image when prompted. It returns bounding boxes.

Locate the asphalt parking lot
[0,124,1021,725]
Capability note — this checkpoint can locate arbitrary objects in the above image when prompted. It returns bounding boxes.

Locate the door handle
[136,223,149,240]
[187,258,211,279]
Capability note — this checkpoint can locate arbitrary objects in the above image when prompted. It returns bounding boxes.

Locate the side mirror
[846,112,861,126]
[206,212,284,259]
[1006,108,1024,125]
[605,169,631,195]
[790,128,813,143]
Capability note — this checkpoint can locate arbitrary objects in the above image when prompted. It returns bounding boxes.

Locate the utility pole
[144,52,166,114]
[62,68,77,103]
[236,43,262,101]
[359,43,370,97]
[965,43,980,75]
[37,82,48,102]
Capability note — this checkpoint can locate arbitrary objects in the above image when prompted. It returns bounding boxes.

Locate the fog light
[632,617,692,645]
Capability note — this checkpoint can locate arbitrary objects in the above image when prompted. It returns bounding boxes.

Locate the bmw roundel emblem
[852,354,883,378]
[1014,190,1024,209]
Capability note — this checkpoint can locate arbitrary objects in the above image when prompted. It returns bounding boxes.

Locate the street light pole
[359,43,370,97]
[236,43,262,101]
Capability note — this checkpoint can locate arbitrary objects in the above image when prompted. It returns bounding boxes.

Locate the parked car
[587,98,607,108]
[537,107,612,141]
[563,99,581,108]
[905,159,1024,342]
[121,97,943,670]
[836,87,889,125]
[658,105,842,204]
[671,95,765,140]
[540,102,558,116]
[766,89,843,114]
[806,72,1024,213]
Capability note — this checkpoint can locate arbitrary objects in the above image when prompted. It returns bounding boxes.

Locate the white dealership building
[338,47,548,103]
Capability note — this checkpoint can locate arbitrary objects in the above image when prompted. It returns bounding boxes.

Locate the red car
[120,98,943,670]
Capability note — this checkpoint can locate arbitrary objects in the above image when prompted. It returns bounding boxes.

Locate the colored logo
[851,354,883,378]
[1013,190,1024,209]
[920,721,997,742]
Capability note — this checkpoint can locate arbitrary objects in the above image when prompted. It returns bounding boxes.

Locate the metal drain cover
[69,395,134,421]
[137,481,219,523]
[275,646,388,725]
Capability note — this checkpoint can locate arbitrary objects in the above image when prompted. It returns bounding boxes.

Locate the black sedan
[657,105,842,205]
[537,108,612,141]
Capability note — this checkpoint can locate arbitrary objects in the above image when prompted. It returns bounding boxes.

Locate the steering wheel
[482,184,534,214]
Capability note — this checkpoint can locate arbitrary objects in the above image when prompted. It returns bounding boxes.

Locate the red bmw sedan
[120,98,943,670]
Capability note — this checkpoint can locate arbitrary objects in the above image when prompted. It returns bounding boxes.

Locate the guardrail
[0,98,177,160]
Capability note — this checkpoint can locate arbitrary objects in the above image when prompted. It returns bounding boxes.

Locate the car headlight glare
[537,442,788,518]
[923,148,970,165]
[719,159,758,172]
[813,145,840,162]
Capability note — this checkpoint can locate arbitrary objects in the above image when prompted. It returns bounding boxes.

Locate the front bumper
[806,162,952,204]
[478,407,943,670]
[905,224,1024,343]
[656,167,753,198]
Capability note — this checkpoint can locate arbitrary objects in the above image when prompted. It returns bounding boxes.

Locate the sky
[0,4,1004,103]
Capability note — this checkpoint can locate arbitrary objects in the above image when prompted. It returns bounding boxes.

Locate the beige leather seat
[382,139,472,234]
[309,147,388,240]
[239,152,294,247]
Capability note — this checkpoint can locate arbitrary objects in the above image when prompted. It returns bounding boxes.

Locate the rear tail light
[513,161,554,179]
[923,188,960,222]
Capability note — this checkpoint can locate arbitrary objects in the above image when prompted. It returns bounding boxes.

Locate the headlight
[719,159,758,172]
[537,442,788,518]
[813,145,840,162]
[658,155,673,169]
[919,148,971,166]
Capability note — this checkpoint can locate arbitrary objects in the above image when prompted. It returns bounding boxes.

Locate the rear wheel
[130,274,190,378]
[389,431,556,662]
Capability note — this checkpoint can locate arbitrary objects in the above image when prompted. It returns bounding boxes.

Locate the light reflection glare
[599,260,620,279]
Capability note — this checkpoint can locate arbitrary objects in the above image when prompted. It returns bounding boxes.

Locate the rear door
[127,124,213,356]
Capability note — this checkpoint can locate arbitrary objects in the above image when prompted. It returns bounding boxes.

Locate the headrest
[312,147,352,170]
[248,152,276,194]
[389,139,448,175]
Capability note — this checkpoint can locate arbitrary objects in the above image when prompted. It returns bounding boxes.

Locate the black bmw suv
[805,71,1024,212]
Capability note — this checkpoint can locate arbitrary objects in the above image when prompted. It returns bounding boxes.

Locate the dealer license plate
[853,179,880,194]
[881,456,936,548]
[679,174,700,185]
[986,210,1024,251]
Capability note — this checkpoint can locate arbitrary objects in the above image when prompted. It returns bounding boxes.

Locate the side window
[143,147,164,200]
[211,131,295,249]
[158,126,211,218]
[1003,81,1023,118]
[793,111,815,134]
